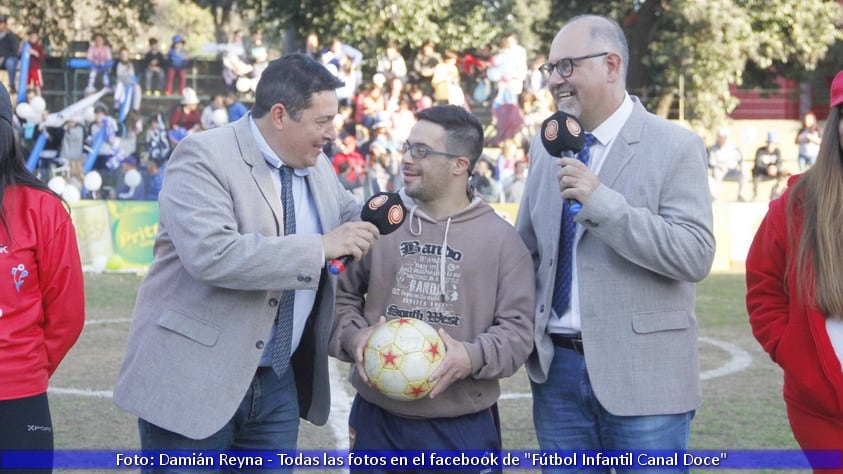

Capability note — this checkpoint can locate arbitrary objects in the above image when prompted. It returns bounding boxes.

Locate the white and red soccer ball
[363,318,446,401]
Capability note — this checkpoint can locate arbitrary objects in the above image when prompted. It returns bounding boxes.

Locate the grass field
[46,271,807,473]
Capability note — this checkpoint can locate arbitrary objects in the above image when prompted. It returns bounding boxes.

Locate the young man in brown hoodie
[329,105,536,472]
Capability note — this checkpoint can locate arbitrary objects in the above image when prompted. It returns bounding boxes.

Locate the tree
[9,0,155,54]
[255,0,546,78]
[543,0,843,131]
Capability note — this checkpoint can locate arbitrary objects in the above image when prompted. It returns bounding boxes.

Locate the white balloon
[30,96,46,113]
[84,171,103,191]
[62,184,81,203]
[47,176,66,194]
[211,108,229,126]
[235,76,251,93]
[15,102,33,120]
[124,169,142,188]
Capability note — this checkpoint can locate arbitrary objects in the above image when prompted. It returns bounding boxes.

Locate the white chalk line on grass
[84,318,132,326]
[49,337,753,409]
[495,336,754,401]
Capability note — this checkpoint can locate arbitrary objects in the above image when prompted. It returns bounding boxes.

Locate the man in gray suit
[113,53,379,469]
[516,15,715,471]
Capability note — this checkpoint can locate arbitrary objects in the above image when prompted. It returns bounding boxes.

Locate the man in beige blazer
[516,15,715,472]
[113,53,379,468]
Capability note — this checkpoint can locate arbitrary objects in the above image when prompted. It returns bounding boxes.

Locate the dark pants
[348,394,502,474]
[0,392,54,473]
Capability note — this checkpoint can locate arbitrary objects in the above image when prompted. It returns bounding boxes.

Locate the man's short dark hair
[415,105,484,169]
[251,53,345,120]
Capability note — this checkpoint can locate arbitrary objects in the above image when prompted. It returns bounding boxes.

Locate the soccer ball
[363,318,446,401]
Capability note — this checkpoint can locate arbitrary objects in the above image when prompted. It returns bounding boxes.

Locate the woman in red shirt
[0,83,85,467]
[746,70,843,463]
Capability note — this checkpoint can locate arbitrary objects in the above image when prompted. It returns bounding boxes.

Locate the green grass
[46,272,807,473]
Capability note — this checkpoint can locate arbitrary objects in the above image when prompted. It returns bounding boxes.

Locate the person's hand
[352,316,386,384]
[557,157,600,205]
[322,221,379,262]
[427,329,472,399]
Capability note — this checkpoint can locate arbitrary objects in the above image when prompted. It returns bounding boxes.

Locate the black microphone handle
[558,150,583,214]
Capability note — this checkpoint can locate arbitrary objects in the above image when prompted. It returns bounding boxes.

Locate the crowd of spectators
[0,17,561,204]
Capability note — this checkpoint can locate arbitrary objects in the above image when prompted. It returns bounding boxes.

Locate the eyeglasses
[539,52,609,80]
[401,141,463,159]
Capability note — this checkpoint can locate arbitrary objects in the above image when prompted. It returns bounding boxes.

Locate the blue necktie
[272,166,296,377]
[551,132,596,317]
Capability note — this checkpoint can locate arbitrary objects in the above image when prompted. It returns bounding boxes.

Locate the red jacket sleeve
[39,212,85,376]
[745,192,791,363]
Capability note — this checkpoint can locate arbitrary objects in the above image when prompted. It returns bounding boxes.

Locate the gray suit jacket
[113,116,360,439]
[516,98,715,416]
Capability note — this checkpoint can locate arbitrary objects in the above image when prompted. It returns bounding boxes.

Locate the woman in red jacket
[746,70,843,460]
[0,83,85,467]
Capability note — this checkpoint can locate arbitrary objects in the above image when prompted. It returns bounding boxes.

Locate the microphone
[328,192,406,274]
[540,111,586,214]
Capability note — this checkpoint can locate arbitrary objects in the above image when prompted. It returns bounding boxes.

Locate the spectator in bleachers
[489,33,528,107]
[144,158,165,201]
[59,116,86,185]
[389,95,416,144]
[504,159,528,204]
[332,134,366,183]
[336,161,365,202]
[114,47,142,113]
[144,114,170,162]
[87,101,120,195]
[495,138,522,183]
[472,155,504,203]
[795,111,821,171]
[432,50,465,108]
[303,32,321,60]
[225,92,248,122]
[708,127,747,201]
[355,77,386,129]
[407,83,432,112]
[116,155,144,200]
[86,33,112,93]
[201,94,228,129]
[24,29,44,97]
[411,40,440,96]
[0,16,19,93]
[246,28,265,63]
[168,87,201,145]
[165,35,189,96]
[117,110,143,159]
[751,131,782,201]
[221,30,251,93]
[376,41,408,83]
[365,141,398,196]
[142,38,165,96]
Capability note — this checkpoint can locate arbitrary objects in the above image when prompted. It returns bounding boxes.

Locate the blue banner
[1,450,840,470]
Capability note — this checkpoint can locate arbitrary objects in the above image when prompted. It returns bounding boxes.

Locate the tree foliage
[8,0,155,53]
[5,0,842,132]
[544,0,842,130]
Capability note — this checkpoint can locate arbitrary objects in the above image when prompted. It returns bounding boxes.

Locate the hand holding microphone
[540,111,587,214]
[328,192,406,274]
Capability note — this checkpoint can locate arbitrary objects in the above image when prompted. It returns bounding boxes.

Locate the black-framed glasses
[539,52,609,80]
[401,141,463,159]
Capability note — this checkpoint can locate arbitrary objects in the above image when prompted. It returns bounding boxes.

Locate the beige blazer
[113,116,360,439]
[516,98,715,416]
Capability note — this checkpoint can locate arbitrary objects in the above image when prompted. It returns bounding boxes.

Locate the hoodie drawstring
[407,205,453,302]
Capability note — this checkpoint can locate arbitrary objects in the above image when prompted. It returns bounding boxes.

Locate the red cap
[831,70,843,108]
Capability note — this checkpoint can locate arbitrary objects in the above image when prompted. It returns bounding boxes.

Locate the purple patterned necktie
[551,132,596,317]
[271,166,296,377]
